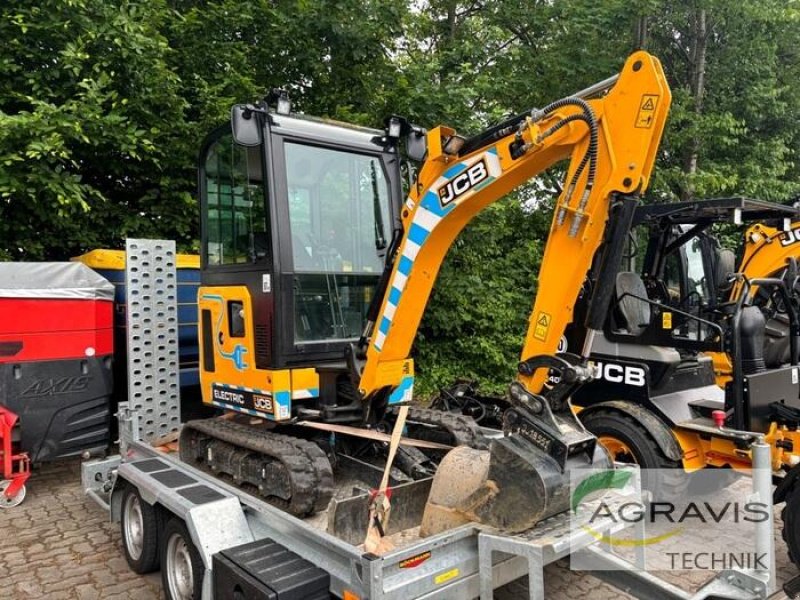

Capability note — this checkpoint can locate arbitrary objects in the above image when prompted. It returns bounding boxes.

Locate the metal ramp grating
[125,239,181,442]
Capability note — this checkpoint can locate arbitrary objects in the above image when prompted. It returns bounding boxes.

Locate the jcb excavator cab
[197,98,404,421]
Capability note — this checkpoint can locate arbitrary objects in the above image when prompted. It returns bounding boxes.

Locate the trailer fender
[579,400,683,463]
[110,475,158,521]
[109,477,127,522]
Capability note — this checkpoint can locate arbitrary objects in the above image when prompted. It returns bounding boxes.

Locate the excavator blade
[421,436,611,536]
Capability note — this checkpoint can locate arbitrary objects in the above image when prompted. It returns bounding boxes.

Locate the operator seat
[714,248,736,299]
[615,272,651,335]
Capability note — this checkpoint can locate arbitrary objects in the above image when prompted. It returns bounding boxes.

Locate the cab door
[198,126,276,405]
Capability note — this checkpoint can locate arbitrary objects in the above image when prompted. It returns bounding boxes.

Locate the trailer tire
[782,484,800,568]
[580,409,688,496]
[120,486,159,574]
[161,518,204,600]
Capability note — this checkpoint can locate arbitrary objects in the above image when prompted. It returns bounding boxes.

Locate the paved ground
[0,459,796,599]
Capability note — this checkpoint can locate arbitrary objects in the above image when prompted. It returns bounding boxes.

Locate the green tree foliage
[0,1,193,259]
[415,200,551,392]
[642,0,800,201]
[1,0,799,391]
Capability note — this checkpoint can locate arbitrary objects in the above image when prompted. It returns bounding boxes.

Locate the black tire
[782,484,800,568]
[580,409,688,496]
[120,486,160,574]
[161,518,204,600]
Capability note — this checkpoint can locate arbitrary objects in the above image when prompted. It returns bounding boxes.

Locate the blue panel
[177,285,199,304]
[388,286,402,306]
[443,162,467,179]
[90,264,201,393]
[94,269,125,283]
[378,316,392,335]
[179,368,200,387]
[419,191,451,217]
[178,270,201,283]
[388,375,414,405]
[179,324,198,346]
[397,255,413,276]
[177,304,198,323]
[407,223,429,246]
[113,287,126,304]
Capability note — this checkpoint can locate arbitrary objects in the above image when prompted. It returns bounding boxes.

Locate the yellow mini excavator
[180,51,671,531]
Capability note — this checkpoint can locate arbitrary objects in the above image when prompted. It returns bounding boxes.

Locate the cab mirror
[231,104,263,147]
[406,128,427,162]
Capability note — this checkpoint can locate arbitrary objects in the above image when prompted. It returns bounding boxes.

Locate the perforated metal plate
[125,239,181,441]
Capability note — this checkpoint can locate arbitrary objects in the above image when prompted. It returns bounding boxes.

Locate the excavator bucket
[421,374,612,536]
[421,436,611,535]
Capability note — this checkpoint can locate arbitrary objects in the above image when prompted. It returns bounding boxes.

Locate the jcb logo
[438,160,489,205]
[591,361,647,387]
[253,395,273,412]
[780,229,800,247]
[22,376,90,397]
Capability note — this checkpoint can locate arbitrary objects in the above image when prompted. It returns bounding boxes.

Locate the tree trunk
[447,2,457,40]
[682,8,708,201]
[635,15,649,49]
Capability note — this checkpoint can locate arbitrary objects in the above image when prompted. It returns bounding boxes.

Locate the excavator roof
[634,197,800,227]
[269,111,390,154]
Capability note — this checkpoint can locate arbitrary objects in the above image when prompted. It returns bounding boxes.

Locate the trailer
[82,241,781,600]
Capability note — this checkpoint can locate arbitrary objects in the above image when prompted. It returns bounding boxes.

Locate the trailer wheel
[120,486,159,574]
[161,518,204,600]
[580,409,688,495]
[782,485,800,568]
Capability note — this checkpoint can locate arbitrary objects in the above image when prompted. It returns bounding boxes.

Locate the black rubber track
[388,406,490,451]
[179,419,333,517]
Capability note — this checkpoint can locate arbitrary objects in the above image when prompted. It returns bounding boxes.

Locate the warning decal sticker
[533,311,551,342]
[399,551,432,569]
[635,94,659,128]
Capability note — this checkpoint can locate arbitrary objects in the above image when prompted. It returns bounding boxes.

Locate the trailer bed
[83,408,664,600]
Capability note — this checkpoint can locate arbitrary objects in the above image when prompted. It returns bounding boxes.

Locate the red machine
[0,262,115,506]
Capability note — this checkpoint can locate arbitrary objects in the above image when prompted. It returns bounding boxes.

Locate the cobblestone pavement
[0,459,796,599]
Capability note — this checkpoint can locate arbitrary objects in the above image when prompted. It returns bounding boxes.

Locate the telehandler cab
[182,51,671,532]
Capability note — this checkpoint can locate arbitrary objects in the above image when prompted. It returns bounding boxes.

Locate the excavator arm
[355,51,671,406]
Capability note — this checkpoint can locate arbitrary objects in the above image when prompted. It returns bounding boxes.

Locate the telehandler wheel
[161,518,204,600]
[782,485,800,568]
[580,409,688,495]
[120,486,160,574]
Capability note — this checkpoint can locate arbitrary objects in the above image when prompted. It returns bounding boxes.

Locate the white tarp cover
[0,262,115,300]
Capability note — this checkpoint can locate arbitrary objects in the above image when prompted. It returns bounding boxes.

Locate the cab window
[285,142,391,343]
[685,236,710,304]
[286,143,389,274]
[204,133,270,266]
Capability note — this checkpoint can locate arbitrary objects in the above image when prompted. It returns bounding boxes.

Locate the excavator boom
[359,52,671,403]
[356,51,671,407]
[352,51,671,533]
